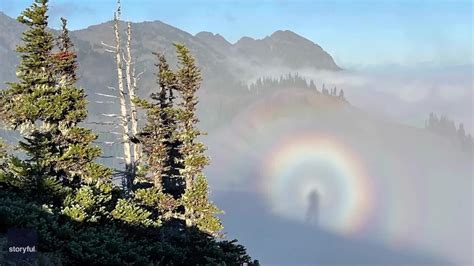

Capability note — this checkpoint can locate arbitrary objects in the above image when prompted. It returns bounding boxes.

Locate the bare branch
[95,92,118,98]
[101,113,120,118]
[101,41,115,49]
[136,71,145,80]
[86,121,117,125]
[99,155,116,159]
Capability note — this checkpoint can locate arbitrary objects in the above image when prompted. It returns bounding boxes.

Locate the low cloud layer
[238,64,473,133]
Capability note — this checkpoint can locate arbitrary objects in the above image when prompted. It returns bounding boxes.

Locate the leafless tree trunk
[113,1,132,190]
[124,22,141,163]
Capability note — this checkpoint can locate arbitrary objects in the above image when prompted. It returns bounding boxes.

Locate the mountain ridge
[0,12,341,85]
[0,11,343,133]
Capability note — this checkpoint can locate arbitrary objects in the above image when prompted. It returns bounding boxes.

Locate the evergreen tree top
[16,0,53,79]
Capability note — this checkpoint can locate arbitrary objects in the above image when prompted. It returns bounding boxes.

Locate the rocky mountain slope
[0,11,340,91]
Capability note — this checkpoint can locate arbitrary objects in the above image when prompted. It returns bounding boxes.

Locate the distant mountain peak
[235,36,256,45]
[196,31,227,41]
[230,30,341,71]
[270,29,299,38]
[268,30,313,44]
[195,31,232,49]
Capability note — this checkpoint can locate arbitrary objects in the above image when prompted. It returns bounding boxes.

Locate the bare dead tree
[113,0,133,191]
[124,22,141,164]
[96,0,147,192]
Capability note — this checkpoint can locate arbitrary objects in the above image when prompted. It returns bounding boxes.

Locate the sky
[0,0,472,70]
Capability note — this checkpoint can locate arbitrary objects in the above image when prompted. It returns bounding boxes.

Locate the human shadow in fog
[305,189,319,226]
[214,190,454,266]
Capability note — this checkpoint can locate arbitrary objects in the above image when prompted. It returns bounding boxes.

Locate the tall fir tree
[1,0,54,127]
[136,53,179,192]
[54,17,77,85]
[0,0,62,197]
[134,45,223,235]
[0,0,112,213]
[338,89,345,100]
[132,53,182,225]
[53,18,114,222]
[174,44,223,235]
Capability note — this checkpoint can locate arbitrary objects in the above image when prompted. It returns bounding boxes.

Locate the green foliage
[0,1,256,264]
[0,156,30,189]
[0,0,112,205]
[111,198,156,226]
[53,17,77,85]
[61,204,87,223]
[135,46,224,236]
[62,183,114,222]
[134,186,177,212]
[136,52,181,192]
[173,43,224,234]
[2,0,54,127]
[181,174,224,236]
[0,190,258,265]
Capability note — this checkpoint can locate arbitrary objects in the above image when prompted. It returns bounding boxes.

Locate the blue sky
[0,0,472,70]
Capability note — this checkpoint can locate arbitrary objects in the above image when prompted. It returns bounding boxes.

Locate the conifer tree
[322,84,328,95]
[0,0,61,196]
[52,18,113,221]
[0,0,112,209]
[54,17,76,85]
[1,0,54,127]
[174,44,223,235]
[309,80,317,91]
[132,53,182,225]
[136,53,178,191]
[134,45,223,235]
[338,89,345,100]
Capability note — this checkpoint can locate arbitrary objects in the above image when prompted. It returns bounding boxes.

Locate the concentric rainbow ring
[261,133,375,234]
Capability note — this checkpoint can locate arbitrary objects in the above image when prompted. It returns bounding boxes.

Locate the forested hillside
[0,0,258,264]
